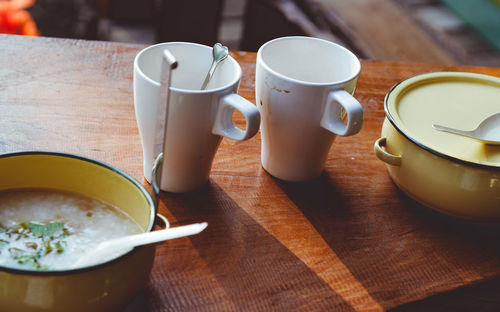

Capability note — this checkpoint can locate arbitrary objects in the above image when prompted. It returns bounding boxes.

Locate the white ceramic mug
[255,36,363,181]
[134,42,260,192]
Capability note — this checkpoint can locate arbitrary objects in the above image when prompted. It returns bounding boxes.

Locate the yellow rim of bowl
[0,151,156,275]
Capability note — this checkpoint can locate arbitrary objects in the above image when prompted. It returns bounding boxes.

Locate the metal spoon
[432,112,500,145]
[200,43,229,90]
[75,51,209,269]
[73,222,208,268]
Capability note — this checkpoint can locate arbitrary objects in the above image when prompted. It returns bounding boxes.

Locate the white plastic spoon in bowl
[73,222,208,268]
[432,112,500,145]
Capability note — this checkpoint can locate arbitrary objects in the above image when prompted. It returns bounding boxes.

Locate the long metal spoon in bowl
[432,112,500,145]
[75,50,210,269]
[200,43,229,90]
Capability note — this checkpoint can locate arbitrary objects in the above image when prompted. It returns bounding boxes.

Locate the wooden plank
[397,0,500,67]
[156,0,224,45]
[442,0,500,52]
[312,0,458,64]
[241,0,302,51]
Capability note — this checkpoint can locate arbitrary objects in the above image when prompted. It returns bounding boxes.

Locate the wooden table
[1,34,500,311]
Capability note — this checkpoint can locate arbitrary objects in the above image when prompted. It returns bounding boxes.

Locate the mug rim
[134,41,242,94]
[257,36,361,87]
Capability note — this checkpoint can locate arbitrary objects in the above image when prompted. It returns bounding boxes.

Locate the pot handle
[155,213,170,230]
[374,137,401,166]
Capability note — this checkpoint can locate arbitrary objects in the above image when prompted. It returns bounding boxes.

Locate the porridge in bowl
[0,188,142,271]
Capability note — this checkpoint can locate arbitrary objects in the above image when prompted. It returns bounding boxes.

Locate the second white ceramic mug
[134,42,260,192]
[255,36,363,181]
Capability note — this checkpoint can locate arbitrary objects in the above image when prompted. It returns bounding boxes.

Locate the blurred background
[3,0,500,66]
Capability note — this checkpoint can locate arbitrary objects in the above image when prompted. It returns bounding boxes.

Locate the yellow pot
[374,72,500,221]
[0,151,158,311]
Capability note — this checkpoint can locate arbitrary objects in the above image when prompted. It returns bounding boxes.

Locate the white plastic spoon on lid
[432,112,500,145]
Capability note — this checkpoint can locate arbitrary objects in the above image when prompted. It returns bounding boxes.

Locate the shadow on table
[390,275,500,312]
[397,189,500,257]
[152,180,353,311]
[273,173,500,309]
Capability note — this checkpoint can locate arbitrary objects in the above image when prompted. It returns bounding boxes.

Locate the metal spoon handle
[201,43,228,90]
[151,50,177,205]
[200,62,217,90]
[154,50,178,160]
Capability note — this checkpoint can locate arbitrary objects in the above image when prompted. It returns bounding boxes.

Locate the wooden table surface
[1,34,500,311]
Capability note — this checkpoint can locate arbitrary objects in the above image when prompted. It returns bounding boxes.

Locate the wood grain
[313,0,458,64]
[1,34,500,311]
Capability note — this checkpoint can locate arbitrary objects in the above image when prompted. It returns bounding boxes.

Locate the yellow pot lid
[385,72,500,168]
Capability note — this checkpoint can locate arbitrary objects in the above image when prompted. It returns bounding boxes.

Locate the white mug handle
[320,89,363,136]
[212,93,260,141]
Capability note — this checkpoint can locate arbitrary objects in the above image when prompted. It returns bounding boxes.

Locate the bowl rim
[0,151,156,275]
